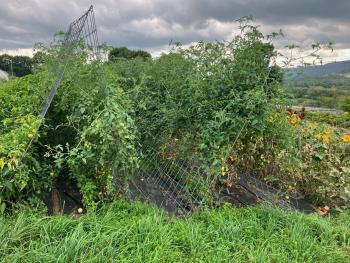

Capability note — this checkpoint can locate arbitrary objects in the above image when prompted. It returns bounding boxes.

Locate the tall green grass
[1,201,349,262]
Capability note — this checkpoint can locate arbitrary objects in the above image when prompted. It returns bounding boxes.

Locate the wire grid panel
[0,5,106,198]
[127,148,208,215]
[24,5,103,157]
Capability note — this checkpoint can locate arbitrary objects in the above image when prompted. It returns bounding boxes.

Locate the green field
[286,73,350,111]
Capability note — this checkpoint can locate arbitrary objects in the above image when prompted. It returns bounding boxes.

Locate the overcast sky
[1,0,350,62]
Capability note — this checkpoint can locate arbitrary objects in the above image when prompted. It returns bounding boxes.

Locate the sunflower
[290,114,298,126]
[342,134,350,144]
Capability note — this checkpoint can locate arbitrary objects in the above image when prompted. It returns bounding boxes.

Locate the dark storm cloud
[1,0,349,58]
[186,0,350,23]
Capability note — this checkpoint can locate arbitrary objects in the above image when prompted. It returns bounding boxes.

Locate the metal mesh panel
[0,6,104,198]
[127,146,315,215]
[128,148,206,215]
[23,5,102,158]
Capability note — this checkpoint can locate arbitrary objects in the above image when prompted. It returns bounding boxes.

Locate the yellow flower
[343,134,350,144]
[322,134,330,144]
[316,133,322,140]
[308,123,317,129]
[324,130,331,136]
[289,114,299,126]
[290,118,297,125]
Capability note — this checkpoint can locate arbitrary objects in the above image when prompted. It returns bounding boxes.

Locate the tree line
[0,47,152,78]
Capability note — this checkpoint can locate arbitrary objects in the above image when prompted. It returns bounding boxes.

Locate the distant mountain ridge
[286,60,350,79]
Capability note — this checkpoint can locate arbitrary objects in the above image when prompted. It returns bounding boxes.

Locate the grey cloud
[0,0,349,59]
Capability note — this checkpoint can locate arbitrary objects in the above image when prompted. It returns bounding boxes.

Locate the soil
[43,175,83,216]
[128,171,315,215]
[43,170,314,216]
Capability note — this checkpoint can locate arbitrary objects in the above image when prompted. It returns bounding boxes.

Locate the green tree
[108,47,151,61]
[0,54,33,77]
[341,98,350,112]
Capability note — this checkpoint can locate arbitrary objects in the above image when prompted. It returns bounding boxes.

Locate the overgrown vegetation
[116,19,287,190]
[0,18,349,213]
[0,39,138,210]
[0,200,349,263]
[296,121,350,210]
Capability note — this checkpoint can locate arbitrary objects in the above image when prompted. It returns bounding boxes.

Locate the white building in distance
[0,69,9,82]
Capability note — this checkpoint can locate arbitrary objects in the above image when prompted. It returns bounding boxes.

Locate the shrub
[0,73,52,212]
[124,18,285,184]
[0,41,139,210]
[297,122,350,210]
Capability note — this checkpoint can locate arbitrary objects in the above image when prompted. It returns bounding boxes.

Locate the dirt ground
[44,170,314,216]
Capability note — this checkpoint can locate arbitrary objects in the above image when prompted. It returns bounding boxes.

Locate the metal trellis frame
[23,5,102,158]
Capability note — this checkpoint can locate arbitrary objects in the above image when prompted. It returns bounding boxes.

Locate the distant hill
[286,60,350,79]
[284,59,350,110]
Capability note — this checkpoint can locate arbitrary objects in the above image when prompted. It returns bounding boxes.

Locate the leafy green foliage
[297,122,350,210]
[41,46,139,208]
[235,111,301,184]
[0,39,139,210]
[0,73,51,210]
[341,98,350,112]
[121,19,285,183]
[53,86,138,207]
